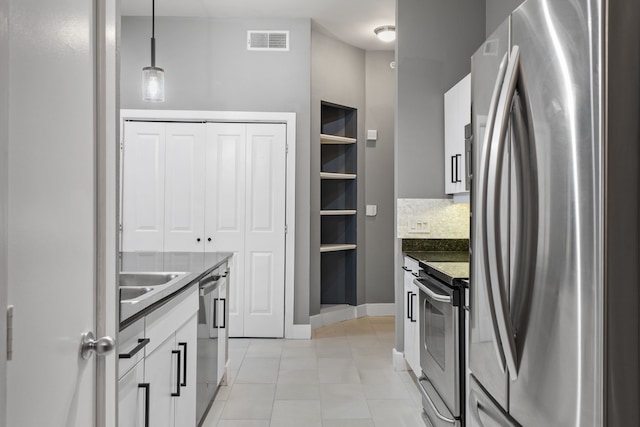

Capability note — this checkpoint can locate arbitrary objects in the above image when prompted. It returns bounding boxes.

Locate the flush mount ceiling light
[374,25,396,42]
[142,0,165,102]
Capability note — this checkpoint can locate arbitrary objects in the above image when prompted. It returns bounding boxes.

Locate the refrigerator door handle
[480,51,510,374]
[509,91,538,350]
[485,45,521,381]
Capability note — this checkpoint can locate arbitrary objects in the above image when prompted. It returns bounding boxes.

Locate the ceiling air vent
[247,31,290,51]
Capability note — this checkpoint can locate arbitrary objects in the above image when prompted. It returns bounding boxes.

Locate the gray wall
[0,0,7,422]
[364,51,395,304]
[394,0,486,349]
[310,27,366,316]
[121,16,312,323]
[486,0,524,36]
[396,0,486,199]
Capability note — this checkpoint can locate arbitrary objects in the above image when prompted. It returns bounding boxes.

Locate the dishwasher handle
[199,275,222,296]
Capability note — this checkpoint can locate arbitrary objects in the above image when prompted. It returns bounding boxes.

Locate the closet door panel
[122,122,166,251]
[205,123,246,337]
[164,123,206,252]
[243,124,286,338]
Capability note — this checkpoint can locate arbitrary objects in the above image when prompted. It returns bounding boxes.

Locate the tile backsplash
[397,198,470,239]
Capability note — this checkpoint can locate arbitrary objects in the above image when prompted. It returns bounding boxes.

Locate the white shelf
[320,172,357,180]
[321,210,357,216]
[320,134,357,144]
[320,244,357,253]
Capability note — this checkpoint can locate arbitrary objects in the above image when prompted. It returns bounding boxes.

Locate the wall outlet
[408,218,429,233]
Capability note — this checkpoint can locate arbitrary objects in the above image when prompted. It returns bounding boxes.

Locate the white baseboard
[392,348,408,371]
[288,324,311,340]
[310,303,396,330]
[363,303,396,317]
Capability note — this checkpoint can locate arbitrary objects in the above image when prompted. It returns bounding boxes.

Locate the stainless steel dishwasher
[196,270,227,425]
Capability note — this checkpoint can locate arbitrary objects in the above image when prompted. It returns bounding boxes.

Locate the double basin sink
[119,271,189,322]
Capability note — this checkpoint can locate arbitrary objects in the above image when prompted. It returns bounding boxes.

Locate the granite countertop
[119,251,233,328]
[404,248,469,286]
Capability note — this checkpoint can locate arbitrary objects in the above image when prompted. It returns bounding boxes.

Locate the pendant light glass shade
[142,0,164,102]
[142,66,165,102]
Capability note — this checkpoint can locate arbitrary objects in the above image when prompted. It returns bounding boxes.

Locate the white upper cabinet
[444,74,471,195]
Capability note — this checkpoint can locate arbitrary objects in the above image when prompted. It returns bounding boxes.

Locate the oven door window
[425,299,446,370]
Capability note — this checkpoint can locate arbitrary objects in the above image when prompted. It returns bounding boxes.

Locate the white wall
[120,16,312,323]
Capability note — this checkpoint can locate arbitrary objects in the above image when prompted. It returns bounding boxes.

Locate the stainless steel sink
[120,287,153,300]
[119,272,183,287]
[119,271,190,321]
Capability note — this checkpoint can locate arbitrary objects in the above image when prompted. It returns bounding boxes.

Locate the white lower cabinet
[403,256,421,376]
[145,335,176,427]
[118,360,145,427]
[118,287,199,427]
[175,315,198,427]
[217,276,228,385]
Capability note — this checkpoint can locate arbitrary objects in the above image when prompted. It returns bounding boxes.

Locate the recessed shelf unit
[320,101,357,306]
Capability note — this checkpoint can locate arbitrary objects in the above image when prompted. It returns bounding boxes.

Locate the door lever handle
[80,331,116,360]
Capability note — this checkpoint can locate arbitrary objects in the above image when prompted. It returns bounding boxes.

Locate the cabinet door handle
[451,155,456,183]
[196,238,201,242]
[456,154,462,183]
[402,266,411,272]
[221,298,227,329]
[138,383,150,427]
[406,291,412,320]
[171,350,181,397]
[213,298,219,328]
[410,293,417,322]
[178,342,188,387]
[118,338,150,359]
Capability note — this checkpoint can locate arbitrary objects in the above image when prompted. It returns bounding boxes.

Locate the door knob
[80,331,116,360]
[207,237,212,242]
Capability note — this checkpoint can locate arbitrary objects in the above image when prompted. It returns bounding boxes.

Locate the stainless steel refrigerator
[468,0,640,425]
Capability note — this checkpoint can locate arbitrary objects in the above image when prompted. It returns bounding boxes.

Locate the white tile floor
[201,317,426,427]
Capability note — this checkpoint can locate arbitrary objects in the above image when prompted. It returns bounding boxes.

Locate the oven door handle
[418,376,457,424]
[413,279,451,304]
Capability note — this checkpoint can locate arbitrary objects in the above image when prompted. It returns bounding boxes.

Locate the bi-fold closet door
[122,121,286,338]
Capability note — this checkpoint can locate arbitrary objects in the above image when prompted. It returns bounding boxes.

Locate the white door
[164,123,206,252]
[123,121,167,251]
[6,0,115,425]
[205,123,247,337]
[243,124,287,337]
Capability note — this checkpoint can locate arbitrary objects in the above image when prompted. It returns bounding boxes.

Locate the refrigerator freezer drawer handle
[417,376,457,424]
[413,279,452,304]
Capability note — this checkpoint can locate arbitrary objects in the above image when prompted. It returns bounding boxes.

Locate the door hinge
[7,305,13,361]
[285,144,289,154]
[285,225,288,234]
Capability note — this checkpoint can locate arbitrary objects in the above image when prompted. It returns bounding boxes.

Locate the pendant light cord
[150,0,156,67]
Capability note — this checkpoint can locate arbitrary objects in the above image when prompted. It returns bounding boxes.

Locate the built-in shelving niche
[320,101,357,307]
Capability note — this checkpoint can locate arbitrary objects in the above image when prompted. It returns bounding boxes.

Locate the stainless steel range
[414,264,467,427]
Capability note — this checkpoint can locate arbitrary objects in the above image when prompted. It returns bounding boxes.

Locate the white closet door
[204,123,247,337]
[164,123,206,252]
[122,122,166,251]
[243,124,287,338]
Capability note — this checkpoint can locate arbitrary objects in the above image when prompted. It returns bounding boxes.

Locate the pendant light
[142,0,165,102]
